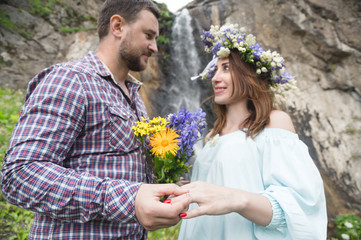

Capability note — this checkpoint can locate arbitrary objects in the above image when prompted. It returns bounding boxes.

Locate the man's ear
[109,15,125,38]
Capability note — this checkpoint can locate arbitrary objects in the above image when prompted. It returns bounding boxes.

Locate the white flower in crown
[200,71,209,80]
[245,34,256,46]
[217,47,231,58]
[260,50,273,62]
[271,79,298,96]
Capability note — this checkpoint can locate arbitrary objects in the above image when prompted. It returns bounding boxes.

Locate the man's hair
[97,0,161,40]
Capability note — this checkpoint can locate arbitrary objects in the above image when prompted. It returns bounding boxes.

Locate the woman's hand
[180,181,273,226]
[179,181,239,218]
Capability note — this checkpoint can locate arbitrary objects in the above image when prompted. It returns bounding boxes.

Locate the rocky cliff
[0,0,360,223]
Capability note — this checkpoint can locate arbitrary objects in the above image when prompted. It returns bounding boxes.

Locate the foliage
[29,0,97,35]
[0,11,14,30]
[148,222,181,240]
[156,10,172,47]
[153,2,174,61]
[334,214,361,240]
[0,10,34,40]
[29,0,59,18]
[0,89,34,240]
[59,12,97,33]
[0,89,24,162]
[60,26,97,34]
[157,35,170,45]
[0,200,34,240]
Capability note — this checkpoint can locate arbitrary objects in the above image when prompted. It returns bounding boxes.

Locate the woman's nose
[211,71,220,84]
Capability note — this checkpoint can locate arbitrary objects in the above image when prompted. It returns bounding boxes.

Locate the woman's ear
[109,14,125,38]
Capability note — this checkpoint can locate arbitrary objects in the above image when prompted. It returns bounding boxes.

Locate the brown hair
[97,0,161,40]
[210,50,274,138]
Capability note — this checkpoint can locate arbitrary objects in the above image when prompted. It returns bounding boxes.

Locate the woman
[177,24,327,239]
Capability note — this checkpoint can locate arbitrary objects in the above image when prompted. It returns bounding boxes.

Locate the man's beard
[119,36,149,72]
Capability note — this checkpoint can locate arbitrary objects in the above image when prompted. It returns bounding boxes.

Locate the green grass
[148,222,181,240]
[0,89,33,240]
[0,89,25,161]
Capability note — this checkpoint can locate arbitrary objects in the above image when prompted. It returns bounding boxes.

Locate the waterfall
[157,9,202,116]
[155,9,205,179]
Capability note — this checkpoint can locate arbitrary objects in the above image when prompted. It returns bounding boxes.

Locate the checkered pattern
[1,52,150,239]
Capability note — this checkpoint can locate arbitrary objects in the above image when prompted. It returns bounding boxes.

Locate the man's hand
[134,183,191,231]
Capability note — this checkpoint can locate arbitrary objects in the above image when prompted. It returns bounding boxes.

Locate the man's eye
[146,33,153,39]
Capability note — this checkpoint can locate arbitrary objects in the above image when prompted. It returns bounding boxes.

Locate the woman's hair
[210,50,274,138]
[97,0,161,40]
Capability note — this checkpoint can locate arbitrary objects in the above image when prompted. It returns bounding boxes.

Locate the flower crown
[193,24,296,93]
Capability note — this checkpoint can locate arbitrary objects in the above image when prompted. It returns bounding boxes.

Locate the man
[1,0,190,239]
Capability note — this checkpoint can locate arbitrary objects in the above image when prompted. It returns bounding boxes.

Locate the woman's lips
[214,87,226,94]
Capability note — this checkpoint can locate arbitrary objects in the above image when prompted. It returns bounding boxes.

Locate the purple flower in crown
[249,44,263,60]
[201,30,214,48]
[212,43,224,56]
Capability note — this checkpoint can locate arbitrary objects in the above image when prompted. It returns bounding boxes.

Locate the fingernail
[179,213,187,218]
[163,199,172,204]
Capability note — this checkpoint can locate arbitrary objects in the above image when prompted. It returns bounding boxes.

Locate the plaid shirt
[1,51,151,239]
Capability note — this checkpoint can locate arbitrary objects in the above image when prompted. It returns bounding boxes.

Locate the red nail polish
[163,199,171,204]
[179,213,187,218]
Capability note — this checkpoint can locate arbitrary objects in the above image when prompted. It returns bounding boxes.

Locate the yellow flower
[149,117,168,134]
[150,129,180,158]
[132,117,151,137]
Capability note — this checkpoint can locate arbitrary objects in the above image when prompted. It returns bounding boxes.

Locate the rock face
[0,0,360,221]
[0,0,102,89]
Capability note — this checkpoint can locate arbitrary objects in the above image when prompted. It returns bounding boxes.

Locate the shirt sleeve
[253,129,328,239]
[1,66,141,223]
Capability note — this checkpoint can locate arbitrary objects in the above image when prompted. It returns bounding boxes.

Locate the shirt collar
[85,51,143,87]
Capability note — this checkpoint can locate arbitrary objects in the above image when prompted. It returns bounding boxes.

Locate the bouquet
[132,107,207,183]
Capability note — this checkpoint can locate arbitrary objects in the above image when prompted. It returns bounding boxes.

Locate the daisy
[150,129,180,158]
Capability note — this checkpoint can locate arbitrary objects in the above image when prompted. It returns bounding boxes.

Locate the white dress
[178,128,327,240]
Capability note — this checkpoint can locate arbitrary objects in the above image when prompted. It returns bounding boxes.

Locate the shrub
[334,214,361,240]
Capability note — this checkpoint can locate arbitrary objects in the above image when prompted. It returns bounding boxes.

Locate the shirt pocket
[107,105,138,153]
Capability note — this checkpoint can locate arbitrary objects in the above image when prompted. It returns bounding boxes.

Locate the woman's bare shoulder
[266,110,296,133]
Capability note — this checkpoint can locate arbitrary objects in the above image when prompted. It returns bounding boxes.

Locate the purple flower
[250,44,263,60]
[212,43,224,56]
[202,31,214,48]
[167,108,207,159]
